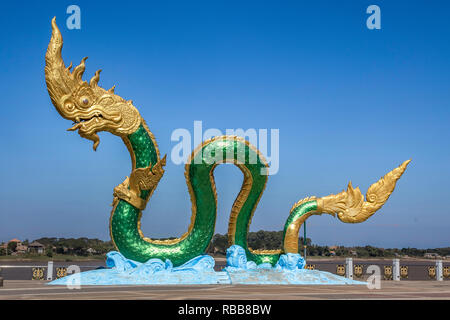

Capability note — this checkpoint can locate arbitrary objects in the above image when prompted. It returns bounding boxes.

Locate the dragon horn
[45,18,87,118]
[45,17,69,109]
[45,17,64,70]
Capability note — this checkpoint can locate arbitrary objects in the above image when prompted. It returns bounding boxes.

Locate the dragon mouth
[67,113,105,132]
[65,109,123,151]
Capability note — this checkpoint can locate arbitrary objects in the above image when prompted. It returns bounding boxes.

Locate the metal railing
[0,259,448,281]
[0,263,103,281]
[305,258,449,281]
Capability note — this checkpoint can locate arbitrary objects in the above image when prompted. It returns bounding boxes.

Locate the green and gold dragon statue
[45,18,409,267]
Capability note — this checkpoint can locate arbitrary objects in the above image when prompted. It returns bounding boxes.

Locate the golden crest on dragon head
[45,18,141,150]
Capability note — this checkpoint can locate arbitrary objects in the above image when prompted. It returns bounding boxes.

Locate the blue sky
[0,1,449,248]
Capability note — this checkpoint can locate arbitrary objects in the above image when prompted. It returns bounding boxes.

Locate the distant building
[86,248,97,254]
[424,252,440,259]
[28,241,45,254]
[1,239,23,253]
[15,244,28,254]
[8,239,22,247]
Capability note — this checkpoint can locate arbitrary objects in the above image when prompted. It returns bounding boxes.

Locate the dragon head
[45,18,141,150]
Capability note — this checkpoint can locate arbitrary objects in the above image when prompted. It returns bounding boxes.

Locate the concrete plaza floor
[0,280,449,300]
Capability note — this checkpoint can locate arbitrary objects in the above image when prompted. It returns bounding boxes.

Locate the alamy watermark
[366,265,381,289]
[366,5,381,30]
[66,265,81,289]
[66,5,81,30]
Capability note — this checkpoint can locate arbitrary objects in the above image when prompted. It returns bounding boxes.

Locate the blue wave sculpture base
[48,245,365,286]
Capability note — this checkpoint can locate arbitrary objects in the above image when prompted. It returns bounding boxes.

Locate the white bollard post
[436,260,443,281]
[393,259,400,281]
[46,261,54,281]
[346,257,353,279]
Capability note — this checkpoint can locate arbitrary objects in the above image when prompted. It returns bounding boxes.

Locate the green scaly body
[110,123,317,266]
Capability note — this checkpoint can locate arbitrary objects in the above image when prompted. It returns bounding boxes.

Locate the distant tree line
[0,237,115,257]
[206,231,311,255]
[34,237,115,256]
[206,231,450,258]
[1,232,449,258]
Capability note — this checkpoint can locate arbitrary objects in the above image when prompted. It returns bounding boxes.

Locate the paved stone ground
[0,280,449,300]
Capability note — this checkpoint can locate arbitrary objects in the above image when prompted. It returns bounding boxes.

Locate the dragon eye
[79,96,90,107]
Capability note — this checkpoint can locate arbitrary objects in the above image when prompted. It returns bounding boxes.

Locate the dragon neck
[123,120,160,199]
